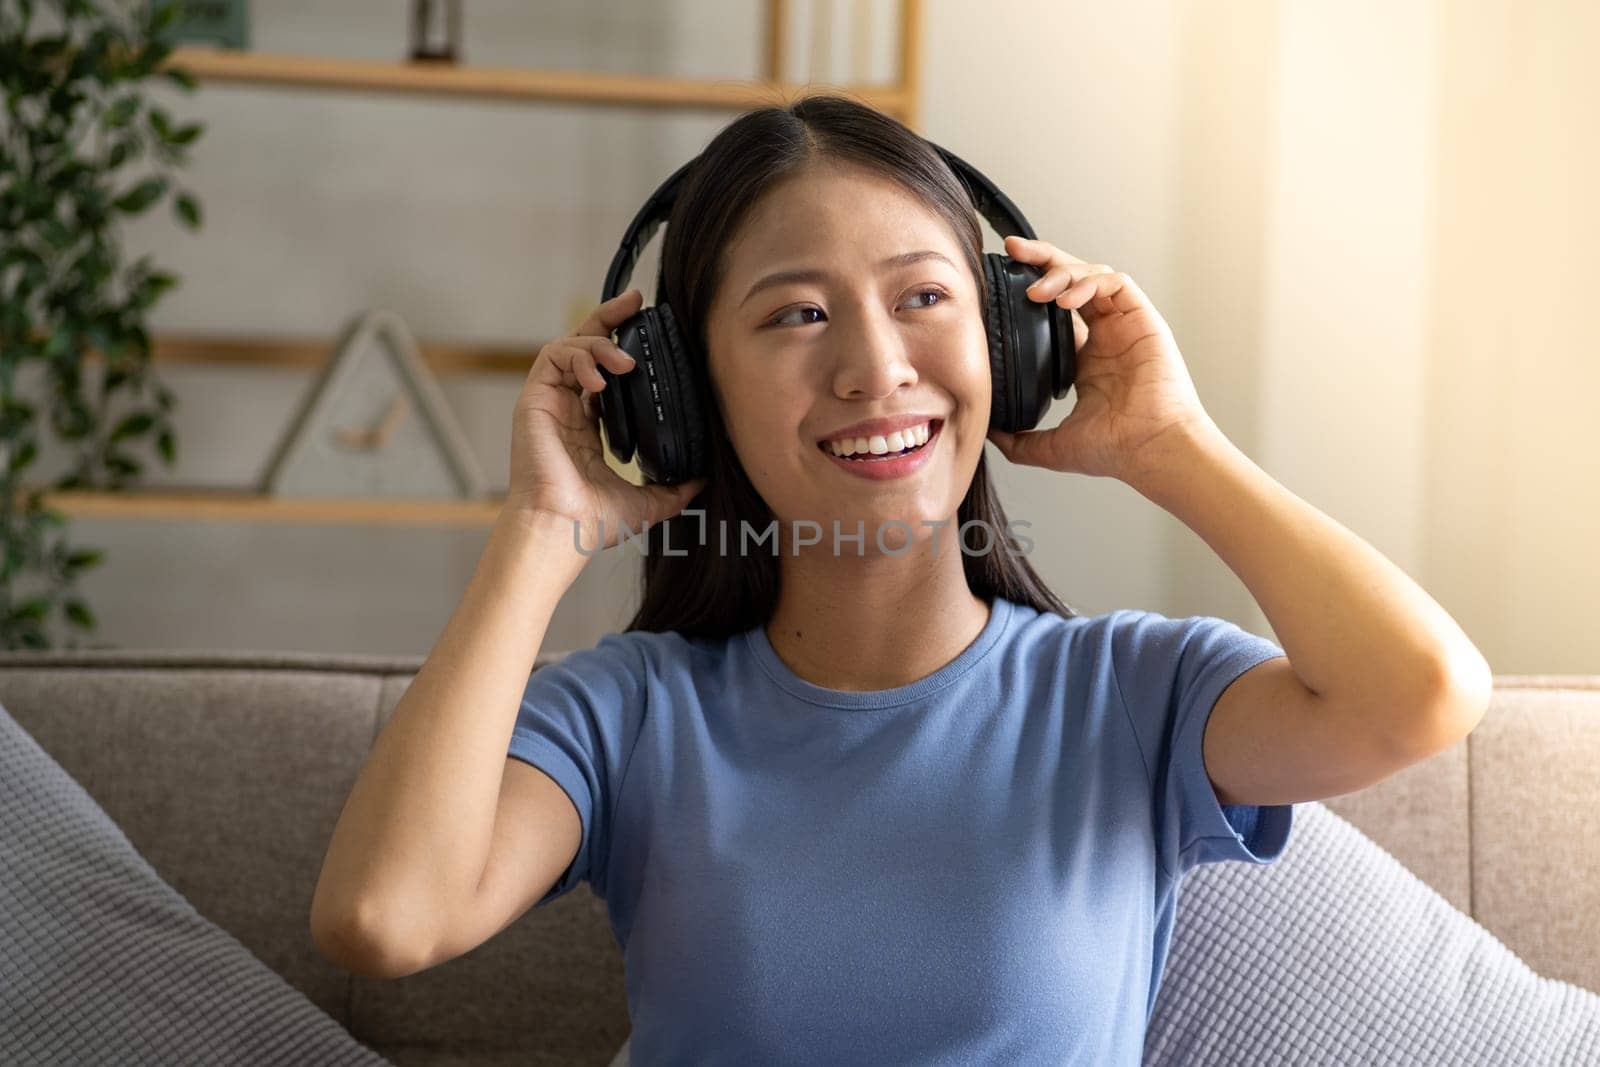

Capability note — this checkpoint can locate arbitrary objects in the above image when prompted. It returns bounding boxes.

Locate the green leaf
[174,192,200,228]
[128,325,152,360]
[105,452,143,477]
[28,36,71,64]
[1,397,38,434]
[41,218,75,249]
[149,107,172,140]
[131,41,174,78]
[13,597,49,622]
[170,122,202,146]
[65,548,105,573]
[104,96,138,127]
[156,428,177,463]
[166,66,198,91]
[3,540,24,581]
[134,270,178,308]
[150,0,182,35]
[112,177,167,215]
[110,411,156,440]
[8,438,37,472]
[64,599,97,630]
[52,401,93,441]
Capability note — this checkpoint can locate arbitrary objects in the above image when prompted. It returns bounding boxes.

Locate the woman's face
[703,161,991,550]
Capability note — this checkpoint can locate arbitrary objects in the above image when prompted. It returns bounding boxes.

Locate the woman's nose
[830,311,918,399]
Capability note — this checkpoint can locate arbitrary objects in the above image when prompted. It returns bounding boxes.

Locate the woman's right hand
[506,288,708,549]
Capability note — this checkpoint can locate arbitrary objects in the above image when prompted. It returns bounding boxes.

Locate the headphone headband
[592,133,1075,484]
[601,142,1039,305]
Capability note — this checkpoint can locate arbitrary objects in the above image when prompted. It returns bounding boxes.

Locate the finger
[1025,262,1114,302]
[1039,269,1148,325]
[1005,234,1087,265]
[571,348,606,393]
[1069,271,1150,321]
[987,426,1057,469]
[638,476,709,527]
[547,337,636,392]
[568,288,646,339]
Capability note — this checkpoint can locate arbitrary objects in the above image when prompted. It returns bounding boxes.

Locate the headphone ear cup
[603,302,708,485]
[652,303,709,484]
[982,254,1016,432]
[987,252,1074,433]
[597,311,643,464]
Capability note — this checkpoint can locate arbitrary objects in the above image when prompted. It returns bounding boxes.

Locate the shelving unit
[34,487,506,528]
[159,45,915,117]
[145,332,538,375]
[28,0,924,529]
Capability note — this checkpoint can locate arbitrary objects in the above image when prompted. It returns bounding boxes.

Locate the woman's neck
[763,538,992,692]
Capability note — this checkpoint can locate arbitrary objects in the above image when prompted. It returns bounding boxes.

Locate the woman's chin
[780,504,954,548]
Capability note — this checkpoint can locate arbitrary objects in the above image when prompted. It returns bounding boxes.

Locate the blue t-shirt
[507,595,1294,1065]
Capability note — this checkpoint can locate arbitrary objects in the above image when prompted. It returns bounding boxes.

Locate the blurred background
[9,0,1596,671]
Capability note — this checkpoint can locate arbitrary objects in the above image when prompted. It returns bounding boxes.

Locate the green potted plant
[1,0,205,650]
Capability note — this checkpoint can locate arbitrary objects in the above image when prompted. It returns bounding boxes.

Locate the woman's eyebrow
[738,249,956,310]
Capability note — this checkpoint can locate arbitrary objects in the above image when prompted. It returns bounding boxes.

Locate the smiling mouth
[817,418,944,461]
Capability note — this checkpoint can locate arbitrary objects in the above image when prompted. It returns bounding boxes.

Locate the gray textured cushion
[0,699,390,1066]
[1144,800,1600,1063]
[606,802,1600,1064]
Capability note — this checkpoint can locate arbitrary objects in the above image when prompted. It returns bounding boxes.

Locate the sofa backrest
[1,650,1595,1062]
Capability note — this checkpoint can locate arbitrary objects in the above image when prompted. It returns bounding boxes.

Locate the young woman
[312,95,1493,1064]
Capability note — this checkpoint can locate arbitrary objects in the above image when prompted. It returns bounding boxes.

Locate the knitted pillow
[0,699,391,1065]
[1143,800,1600,1063]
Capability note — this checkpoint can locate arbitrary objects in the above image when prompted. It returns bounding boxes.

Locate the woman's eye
[769,306,826,328]
[765,287,950,328]
[904,286,949,310]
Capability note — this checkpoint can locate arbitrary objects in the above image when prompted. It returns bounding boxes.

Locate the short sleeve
[508,631,648,906]
[1108,609,1295,877]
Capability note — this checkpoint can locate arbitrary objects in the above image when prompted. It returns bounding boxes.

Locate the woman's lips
[817,419,943,481]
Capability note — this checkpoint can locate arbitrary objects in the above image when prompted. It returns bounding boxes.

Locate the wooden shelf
[156,0,923,125]
[144,333,539,375]
[26,488,508,528]
[160,46,913,120]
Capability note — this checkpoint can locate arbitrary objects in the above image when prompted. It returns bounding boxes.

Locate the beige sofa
[1,648,1596,1065]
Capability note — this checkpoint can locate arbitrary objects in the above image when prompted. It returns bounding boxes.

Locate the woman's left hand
[985,235,1223,485]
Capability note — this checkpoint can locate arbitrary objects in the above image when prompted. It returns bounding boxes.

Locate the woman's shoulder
[540,624,740,678]
[999,600,1200,667]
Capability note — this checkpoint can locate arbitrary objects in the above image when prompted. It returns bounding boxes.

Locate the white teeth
[823,420,936,458]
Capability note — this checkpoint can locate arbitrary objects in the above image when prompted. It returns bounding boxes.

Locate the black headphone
[594,141,1076,486]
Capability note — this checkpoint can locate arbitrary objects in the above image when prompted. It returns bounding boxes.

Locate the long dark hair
[624,92,1079,638]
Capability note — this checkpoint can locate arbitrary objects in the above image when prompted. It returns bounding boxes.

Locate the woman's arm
[310,508,589,973]
[1122,422,1493,806]
[986,238,1491,804]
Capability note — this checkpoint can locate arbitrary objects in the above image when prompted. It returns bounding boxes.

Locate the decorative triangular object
[259,309,490,500]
